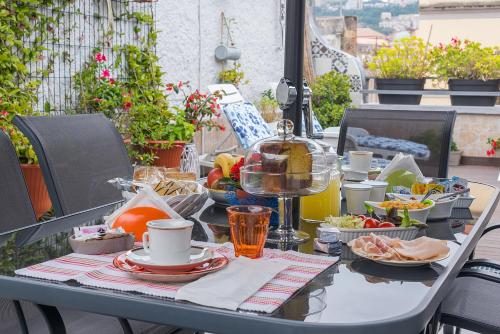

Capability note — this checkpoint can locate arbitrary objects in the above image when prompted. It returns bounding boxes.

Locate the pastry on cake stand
[240,119,330,244]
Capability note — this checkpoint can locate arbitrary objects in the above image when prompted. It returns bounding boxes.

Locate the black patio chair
[440,228,500,334]
[337,108,457,178]
[13,114,133,216]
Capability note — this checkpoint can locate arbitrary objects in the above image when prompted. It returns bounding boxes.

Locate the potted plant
[431,38,500,106]
[449,140,462,166]
[257,89,281,123]
[311,71,352,127]
[0,110,51,219]
[486,137,499,157]
[368,37,431,105]
[218,62,249,87]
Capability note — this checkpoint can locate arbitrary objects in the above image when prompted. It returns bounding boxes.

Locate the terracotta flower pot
[21,164,52,219]
[143,140,186,168]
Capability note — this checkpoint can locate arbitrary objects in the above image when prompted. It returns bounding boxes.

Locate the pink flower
[95,53,107,63]
[0,110,8,117]
[185,103,191,109]
[193,105,198,111]
[178,81,183,88]
[438,42,445,50]
[451,37,459,46]
[94,98,103,103]
[166,84,174,91]
[109,78,115,84]
[101,69,110,79]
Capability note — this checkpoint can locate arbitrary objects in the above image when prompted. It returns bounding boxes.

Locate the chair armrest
[481,224,500,238]
[11,201,123,246]
[459,259,500,284]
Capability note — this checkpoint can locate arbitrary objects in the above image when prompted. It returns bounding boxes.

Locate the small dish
[388,193,458,221]
[319,222,419,243]
[69,234,135,255]
[114,253,229,283]
[125,246,214,273]
[365,200,435,223]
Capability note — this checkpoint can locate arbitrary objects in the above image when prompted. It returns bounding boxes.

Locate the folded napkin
[175,257,289,311]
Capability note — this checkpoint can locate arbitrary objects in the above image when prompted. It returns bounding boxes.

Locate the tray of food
[321,211,426,243]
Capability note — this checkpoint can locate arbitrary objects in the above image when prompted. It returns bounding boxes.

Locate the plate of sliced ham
[348,233,450,267]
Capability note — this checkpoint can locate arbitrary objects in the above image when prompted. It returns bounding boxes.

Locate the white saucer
[126,246,214,273]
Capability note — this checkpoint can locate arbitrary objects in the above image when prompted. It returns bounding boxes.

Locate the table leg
[13,300,29,334]
[35,304,66,334]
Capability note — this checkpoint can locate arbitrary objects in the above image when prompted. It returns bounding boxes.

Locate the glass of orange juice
[226,205,271,259]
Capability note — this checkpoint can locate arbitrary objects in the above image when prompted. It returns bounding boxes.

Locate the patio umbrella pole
[283,0,306,230]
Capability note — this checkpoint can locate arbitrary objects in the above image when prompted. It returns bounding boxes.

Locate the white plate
[350,247,450,267]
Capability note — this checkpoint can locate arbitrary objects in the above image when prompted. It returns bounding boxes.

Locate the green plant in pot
[218,62,249,87]
[431,38,500,106]
[449,140,462,166]
[310,71,352,128]
[257,89,280,123]
[368,36,431,105]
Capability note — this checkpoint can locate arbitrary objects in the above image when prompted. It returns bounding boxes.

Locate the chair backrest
[337,108,456,178]
[14,114,133,216]
[207,84,245,105]
[0,131,37,232]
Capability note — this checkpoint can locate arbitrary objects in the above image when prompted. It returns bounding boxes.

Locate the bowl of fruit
[204,153,246,206]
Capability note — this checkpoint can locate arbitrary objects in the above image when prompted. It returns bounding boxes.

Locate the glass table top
[0,182,497,329]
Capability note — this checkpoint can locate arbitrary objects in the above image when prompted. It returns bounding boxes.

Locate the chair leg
[443,324,455,334]
[35,304,66,334]
[13,300,29,334]
[118,318,134,334]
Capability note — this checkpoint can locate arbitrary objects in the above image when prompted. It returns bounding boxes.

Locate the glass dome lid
[240,119,330,197]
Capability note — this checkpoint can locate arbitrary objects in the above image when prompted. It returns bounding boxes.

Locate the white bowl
[389,193,457,220]
[365,199,435,223]
[319,223,419,243]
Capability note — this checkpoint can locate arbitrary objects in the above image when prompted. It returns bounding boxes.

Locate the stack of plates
[113,246,228,283]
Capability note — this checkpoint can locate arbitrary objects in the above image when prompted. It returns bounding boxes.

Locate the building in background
[357,27,389,60]
[417,0,500,46]
[379,12,419,31]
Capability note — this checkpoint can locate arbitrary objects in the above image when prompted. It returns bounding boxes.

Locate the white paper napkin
[175,257,289,310]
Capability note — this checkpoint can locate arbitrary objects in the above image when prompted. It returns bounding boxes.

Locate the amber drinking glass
[226,205,271,259]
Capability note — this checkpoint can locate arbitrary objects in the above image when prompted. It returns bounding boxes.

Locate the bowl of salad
[365,199,435,223]
[320,211,425,243]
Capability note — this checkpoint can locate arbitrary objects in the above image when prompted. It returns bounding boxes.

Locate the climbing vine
[0,0,71,163]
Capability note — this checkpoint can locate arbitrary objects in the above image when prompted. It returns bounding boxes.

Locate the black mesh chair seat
[441,276,500,334]
[337,108,456,178]
[0,131,37,232]
[14,114,133,216]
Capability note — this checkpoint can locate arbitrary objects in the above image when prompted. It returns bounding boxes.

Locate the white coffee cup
[361,180,388,202]
[142,219,194,265]
[349,151,373,172]
[344,183,372,215]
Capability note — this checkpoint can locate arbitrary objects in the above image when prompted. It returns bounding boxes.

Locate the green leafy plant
[431,38,500,81]
[450,140,459,152]
[167,81,225,132]
[258,89,280,123]
[218,62,249,87]
[73,12,196,165]
[73,51,132,132]
[311,71,352,128]
[368,37,431,79]
[0,1,71,164]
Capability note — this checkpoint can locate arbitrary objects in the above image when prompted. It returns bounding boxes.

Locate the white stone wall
[156,0,285,103]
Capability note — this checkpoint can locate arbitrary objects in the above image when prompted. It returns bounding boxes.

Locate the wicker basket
[320,223,419,243]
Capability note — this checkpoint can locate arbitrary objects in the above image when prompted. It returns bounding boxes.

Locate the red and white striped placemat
[15,242,338,314]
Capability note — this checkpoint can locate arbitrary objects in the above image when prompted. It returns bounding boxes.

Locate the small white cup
[344,184,372,215]
[361,180,388,202]
[349,151,373,172]
[142,219,194,265]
